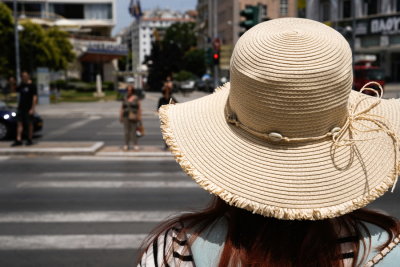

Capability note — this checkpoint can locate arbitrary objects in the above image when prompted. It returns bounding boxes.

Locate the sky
[112,0,197,36]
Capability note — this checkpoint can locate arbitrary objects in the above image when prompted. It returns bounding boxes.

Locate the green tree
[145,22,206,91]
[162,22,197,53]
[19,21,53,73]
[184,49,206,77]
[46,27,75,71]
[0,2,15,77]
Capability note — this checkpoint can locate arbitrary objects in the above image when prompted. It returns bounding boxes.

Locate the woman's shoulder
[190,215,229,267]
[358,222,400,266]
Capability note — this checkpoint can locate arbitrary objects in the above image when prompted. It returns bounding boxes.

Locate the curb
[0,142,104,156]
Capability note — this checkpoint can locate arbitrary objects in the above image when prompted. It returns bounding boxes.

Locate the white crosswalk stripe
[40,172,186,177]
[1,169,192,254]
[0,234,147,250]
[17,181,197,188]
[0,211,176,223]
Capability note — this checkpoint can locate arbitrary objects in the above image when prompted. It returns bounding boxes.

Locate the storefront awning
[78,43,128,63]
[79,51,127,63]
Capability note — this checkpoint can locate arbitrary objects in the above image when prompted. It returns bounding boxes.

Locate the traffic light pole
[213,0,219,89]
[13,0,21,85]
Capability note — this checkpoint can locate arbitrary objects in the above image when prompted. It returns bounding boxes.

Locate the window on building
[361,36,380,47]
[49,4,84,19]
[84,4,112,20]
[143,35,146,38]
[321,1,330,21]
[261,4,267,17]
[365,0,378,15]
[143,49,146,53]
[342,0,351,18]
[280,0,288,15]
[397,0,400,12]
[5,2,43,12]
[142,27,146,30]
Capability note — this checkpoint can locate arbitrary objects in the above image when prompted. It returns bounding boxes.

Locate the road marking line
[17,181,198,188]
[0,211,175,223]
[0,156,9,161]
[0,234,147,250]
[96,132,161,136]
[48,117,99,137]
[60,156,176,161]
[40,172,186,177]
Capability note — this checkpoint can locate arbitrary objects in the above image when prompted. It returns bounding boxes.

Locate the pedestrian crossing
[0,162,210,267]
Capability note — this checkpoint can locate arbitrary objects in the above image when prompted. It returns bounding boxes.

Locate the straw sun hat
[160,18,400,220]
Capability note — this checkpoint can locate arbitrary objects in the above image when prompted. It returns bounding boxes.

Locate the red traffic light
[214,54,219,59]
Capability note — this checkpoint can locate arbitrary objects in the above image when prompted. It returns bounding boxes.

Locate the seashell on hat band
[159,18,400,220]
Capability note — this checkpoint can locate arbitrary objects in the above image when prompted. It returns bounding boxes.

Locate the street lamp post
[351,0,356,67]
[213,0,218,89]
[13,0,21,85]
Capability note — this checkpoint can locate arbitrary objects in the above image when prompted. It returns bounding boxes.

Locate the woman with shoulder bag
[120,85,141,151]
[137,18,400,267]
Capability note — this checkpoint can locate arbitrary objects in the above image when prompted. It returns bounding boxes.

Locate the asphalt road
[1,90,400,266]
[0,157,212,267]
[0,156,399,267]
[32,117,165,147]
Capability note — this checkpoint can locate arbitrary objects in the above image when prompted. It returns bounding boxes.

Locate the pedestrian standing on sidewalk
[137,18,400,267]
[162,76,174,93]
[11,71,37,147]
[158,87,177,150]
[120,85,141,151]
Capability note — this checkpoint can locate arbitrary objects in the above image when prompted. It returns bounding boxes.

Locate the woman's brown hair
[127,85,135,95]
[137,196,400,267]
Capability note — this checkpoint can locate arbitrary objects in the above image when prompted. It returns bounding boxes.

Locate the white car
[126,77,135,83]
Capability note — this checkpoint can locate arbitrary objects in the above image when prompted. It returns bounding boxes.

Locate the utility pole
[13,0,21,85]
[213,0,218,89]
[351,0,356,67]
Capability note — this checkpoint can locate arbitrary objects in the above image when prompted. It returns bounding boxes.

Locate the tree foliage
[0,3,75,78]
[46,27,75,71]
[145,22,206,91]
[0,2,15,77]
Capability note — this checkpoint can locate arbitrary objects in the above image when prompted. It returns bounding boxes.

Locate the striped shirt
[137,220,400,267]
[137,224,195,267]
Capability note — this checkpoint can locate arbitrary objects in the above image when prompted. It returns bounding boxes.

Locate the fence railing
[18,12,65,21]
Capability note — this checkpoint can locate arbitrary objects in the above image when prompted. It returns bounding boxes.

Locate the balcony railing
[69,34,116,42]
[18,12,65,21]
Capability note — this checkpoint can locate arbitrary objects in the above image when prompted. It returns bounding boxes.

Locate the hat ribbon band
[226,82,400,191]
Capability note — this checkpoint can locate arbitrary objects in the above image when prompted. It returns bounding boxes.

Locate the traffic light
[239,5,259,36]
[205,47,213,65]
[213,51,219,65]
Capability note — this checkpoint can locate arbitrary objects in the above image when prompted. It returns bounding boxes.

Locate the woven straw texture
[159,18,400,220]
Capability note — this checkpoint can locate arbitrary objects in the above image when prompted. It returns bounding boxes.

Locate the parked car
[194,79,206,91]
[179,79,195,94]
[126,76,135,83]
[354,60,385,96]
[0,101,43,140]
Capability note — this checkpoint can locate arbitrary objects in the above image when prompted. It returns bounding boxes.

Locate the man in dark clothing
[11,71,37,146]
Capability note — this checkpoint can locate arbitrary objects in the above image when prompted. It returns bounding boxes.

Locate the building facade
[196,0,297,48]
[127,8,195,73]
[4,0,126,82]
[306,0,400,82]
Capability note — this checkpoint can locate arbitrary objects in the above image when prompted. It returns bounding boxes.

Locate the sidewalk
[35,91,210,118]
[0,142,173,157]
[0,142,104,156]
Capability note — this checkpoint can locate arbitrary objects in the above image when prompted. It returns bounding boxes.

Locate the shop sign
[87,43,128,54]
[336,15,400,36]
